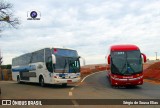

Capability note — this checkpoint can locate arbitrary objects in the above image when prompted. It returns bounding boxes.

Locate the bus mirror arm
[52,54,56,64]
[107,55,111,64]
[80,56,85,66]
[141,53,147,63]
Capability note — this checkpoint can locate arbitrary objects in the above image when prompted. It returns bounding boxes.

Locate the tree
[0,0,20,32]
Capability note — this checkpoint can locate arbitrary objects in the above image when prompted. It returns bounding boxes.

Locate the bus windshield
[111,50,142,75]
[52,48,80,73]
[55,56,80,73]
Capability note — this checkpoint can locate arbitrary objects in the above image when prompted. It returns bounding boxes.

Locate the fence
[0,69,12,81]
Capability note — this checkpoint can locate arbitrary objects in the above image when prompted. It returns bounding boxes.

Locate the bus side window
[46,57,53,73]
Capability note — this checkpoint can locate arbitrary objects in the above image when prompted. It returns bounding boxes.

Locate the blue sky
[0,0,160,64]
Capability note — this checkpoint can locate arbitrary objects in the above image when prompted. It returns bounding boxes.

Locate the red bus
[106,44,146,87]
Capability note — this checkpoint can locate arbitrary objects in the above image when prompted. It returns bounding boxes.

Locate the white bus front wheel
[62,83,67,87]
[17,76,21,84]
[39,77,45,87]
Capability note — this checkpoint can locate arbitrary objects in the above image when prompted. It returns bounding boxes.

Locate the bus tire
[62,83,67,87]
[39,76,45,87]
[112,85,118,88]
[17,75,21,84]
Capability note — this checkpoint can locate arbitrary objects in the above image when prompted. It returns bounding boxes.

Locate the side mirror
[141,53,147,63]
[80,56,85,66]
[107,55,111,64]
[52,54,56,64]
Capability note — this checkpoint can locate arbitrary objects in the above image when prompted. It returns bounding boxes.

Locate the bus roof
[52,47,76,51]
[12,47,77,59]
[110,44,140,51]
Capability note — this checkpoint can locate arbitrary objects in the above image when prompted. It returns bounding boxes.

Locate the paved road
[70,71,160,108]
[0,71,160,108]
[71,71,160,99]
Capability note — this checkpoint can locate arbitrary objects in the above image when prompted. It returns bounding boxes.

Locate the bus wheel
[17,76,21,84]
[112,85,118,88]
[40,77,45,87]
[111,85,115,88]
[62,83,67,87]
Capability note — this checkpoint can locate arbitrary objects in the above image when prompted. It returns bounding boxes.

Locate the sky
[0,0,160,65]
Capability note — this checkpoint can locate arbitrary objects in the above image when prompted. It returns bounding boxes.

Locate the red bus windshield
[111,50,142,75]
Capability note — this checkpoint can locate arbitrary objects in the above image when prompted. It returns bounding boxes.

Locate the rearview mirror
[141,53,147,63]
[52,54,56,64]
[107,55,111,64]
[80,56,85,66]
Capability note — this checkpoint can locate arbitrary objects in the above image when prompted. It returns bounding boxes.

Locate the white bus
[12,48,83,87]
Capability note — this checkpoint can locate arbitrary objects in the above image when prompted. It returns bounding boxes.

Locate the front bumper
[53,77,81,84]
[111,76,143,86]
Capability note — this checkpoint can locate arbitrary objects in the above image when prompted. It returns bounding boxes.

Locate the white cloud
[1,0,160,64]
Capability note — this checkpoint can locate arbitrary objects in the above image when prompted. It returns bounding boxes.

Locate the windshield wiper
[63,59,67,73]
[69,59,77,73]
[120,61,127,74]
[127,62,135,73]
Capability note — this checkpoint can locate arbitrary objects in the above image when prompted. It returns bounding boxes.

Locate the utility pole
[0,49,2,66]
[155,52,157,60]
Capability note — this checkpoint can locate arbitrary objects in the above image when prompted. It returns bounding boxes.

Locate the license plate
[67,80,72,83]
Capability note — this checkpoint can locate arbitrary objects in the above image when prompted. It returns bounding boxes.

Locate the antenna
[155,52,158,60]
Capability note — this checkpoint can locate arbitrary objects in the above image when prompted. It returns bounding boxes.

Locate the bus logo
[27,10,41,20]
[30,11,37,18]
